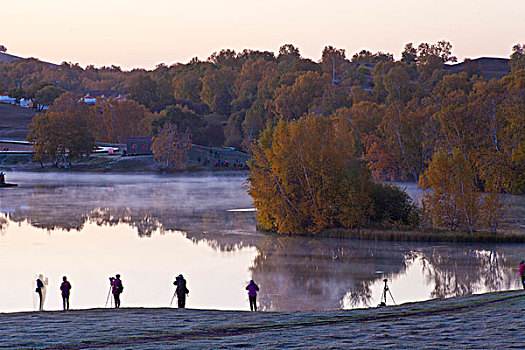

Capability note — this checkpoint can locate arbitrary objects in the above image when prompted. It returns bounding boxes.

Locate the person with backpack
[246,280,259,311]
[519,260,525,289]
[60,276,72,310]
[111,274,124,308]
[173,274,189,308]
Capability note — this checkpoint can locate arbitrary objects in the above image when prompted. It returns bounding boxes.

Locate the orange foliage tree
[28,93,95,165]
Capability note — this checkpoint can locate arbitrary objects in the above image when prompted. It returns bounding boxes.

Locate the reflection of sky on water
[0,172,523,312]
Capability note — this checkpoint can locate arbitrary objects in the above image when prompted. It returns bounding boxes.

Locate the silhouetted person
[520,260,525,289]
[36,277,44,310]
[111,274,124,308]
[246,280,259,311]
[60,276,72,310]
[174,274,189,308]
[0,172,5,184]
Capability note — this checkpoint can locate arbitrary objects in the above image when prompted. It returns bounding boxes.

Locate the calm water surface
[0,172,523,312]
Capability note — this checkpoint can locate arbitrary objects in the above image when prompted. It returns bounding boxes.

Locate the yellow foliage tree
[420,149,484,233]
[248,115,374,234]
[151,122,191,169]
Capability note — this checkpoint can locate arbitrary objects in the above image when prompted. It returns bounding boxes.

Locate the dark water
[0,172,523,312]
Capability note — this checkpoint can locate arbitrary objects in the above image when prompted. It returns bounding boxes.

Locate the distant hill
[0,52,57,67]
[0,52,22,64]
[445,57,511,80]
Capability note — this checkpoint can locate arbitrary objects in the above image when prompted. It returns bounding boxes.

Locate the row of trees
[12,41,523,192]
[28,93,151,164]
[28,92,193,169]
[248,115,508,235]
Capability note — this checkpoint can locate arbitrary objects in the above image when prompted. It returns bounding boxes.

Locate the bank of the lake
[311,227,525,243]
[0,143,251,173]
[1,290,524,349]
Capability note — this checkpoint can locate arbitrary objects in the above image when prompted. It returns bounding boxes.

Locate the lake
[0,172,523,312]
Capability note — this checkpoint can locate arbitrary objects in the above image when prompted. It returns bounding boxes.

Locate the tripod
[169,290,176,307]
[380,278,396,306]
[105,285,113,308]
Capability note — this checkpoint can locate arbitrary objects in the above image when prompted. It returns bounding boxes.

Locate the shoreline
[1,290,524,349]
[259,226,525,244]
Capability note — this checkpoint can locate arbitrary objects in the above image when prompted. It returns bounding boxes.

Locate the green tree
[152,105,202,136]
[7,87,25,103]
[34,85,66,109]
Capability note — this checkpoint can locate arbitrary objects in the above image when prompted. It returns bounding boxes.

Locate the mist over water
[0,172,523,312]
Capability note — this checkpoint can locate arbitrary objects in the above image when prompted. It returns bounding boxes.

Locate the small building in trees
[126,136,153,155]
[73,89,128,105]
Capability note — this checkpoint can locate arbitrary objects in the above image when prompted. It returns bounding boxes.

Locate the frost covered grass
[1,290,524,349]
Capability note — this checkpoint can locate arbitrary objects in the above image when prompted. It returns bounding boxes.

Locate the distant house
[0,95,16,103]
[72,89,128,105]
[80,94,97,105]
[126,136,153,155]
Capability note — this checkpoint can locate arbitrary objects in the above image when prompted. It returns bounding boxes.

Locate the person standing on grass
[60,276,72,310]
[520,260,525,289]
[246,280,259,311]
[111,274,124,308]
[35,276,45,310]
[174,274,189,308]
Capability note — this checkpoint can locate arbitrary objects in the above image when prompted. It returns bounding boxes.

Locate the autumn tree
[420,149,482,233]
[173,67,204,104]
[248,115,416,234]
[129,75,175,112]
[320,45,346,78]
[91,99,152,143]
[248,115,372,233]
[28,93,95,166]
[200,65,237,115]
[351,50,393,63]
[271,71,330,119]
[151,122,191,169]
[401,43,417,64]
[510,44,525,72]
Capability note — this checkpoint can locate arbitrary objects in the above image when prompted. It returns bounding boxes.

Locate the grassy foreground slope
[1,290,524,349]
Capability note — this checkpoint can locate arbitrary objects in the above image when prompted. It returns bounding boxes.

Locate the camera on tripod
[378,278,396,307]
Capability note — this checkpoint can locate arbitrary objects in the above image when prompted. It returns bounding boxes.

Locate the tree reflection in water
[250,237,409,311]
[418,246,518,299]
[248,237,523,311]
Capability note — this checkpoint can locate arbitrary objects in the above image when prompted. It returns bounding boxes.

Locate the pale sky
[2,0,524,70]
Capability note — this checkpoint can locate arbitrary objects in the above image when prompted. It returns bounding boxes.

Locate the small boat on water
[0,183,17,188]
